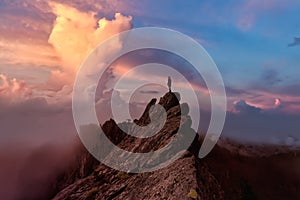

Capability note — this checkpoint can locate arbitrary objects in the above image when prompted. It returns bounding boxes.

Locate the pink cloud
[0,74,32,102]
[227,87,300,114]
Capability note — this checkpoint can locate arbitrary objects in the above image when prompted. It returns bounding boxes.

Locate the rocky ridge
[51,91,300,200]
[52,91,224,200]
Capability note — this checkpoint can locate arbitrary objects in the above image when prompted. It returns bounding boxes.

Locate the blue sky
[122,0,300,89]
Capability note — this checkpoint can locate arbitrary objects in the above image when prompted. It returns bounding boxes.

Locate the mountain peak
[52,90,226,199]
[158,91,180,111]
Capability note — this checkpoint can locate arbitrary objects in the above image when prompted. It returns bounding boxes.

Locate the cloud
[0,37,59,70]
[0,3,133,198]
[0,78,80,199]
[274,98,281,107]
[140,90,160,94]
[226,85,300,114]
[0,1,133,93]
[0,1,58,69]
[0,74,32,102]
[288,37,300,47]
[0,95,80,200]
[233,100,262,114]
[225,66,300,114]
[47,2,132,88]
[0,76,79,199]
[51,0,138,16]
[0,1,135,144]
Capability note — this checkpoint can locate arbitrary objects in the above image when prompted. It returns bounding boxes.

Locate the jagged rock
[134,98,157,126]
[158,92,180,111]
[102,119,127,145]
[52,91,224,200]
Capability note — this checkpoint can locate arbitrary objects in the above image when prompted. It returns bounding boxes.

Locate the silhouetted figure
[167,76,172,92]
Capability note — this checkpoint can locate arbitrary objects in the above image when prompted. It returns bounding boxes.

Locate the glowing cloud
[48,2,132,87]
[274,98,281,107]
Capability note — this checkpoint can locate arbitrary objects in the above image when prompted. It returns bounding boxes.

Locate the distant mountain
[50,91,300,200]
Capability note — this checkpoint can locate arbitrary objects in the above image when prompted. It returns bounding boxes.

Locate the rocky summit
[52,91,224,200]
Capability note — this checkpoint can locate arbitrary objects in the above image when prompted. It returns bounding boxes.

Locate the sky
[0,0,300,148]
[0,1,300,198]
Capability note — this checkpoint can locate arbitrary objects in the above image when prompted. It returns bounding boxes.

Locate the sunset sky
[0,0,300,147]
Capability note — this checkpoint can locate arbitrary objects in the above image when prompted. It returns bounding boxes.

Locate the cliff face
[52,92,224,200]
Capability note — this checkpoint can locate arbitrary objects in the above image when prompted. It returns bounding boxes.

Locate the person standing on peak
[167,76,172,92]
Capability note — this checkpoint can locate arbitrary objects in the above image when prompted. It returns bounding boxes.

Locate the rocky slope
[52,92,224,200]
[51,91,300,200]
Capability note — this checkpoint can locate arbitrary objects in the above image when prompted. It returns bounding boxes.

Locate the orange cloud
[47,2,132,87]
[0,40,59,67]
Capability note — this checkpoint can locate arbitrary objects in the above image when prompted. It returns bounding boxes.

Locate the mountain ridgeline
[51,91,300,200]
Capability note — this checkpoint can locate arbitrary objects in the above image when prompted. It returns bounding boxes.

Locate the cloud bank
[0,2,133,199]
